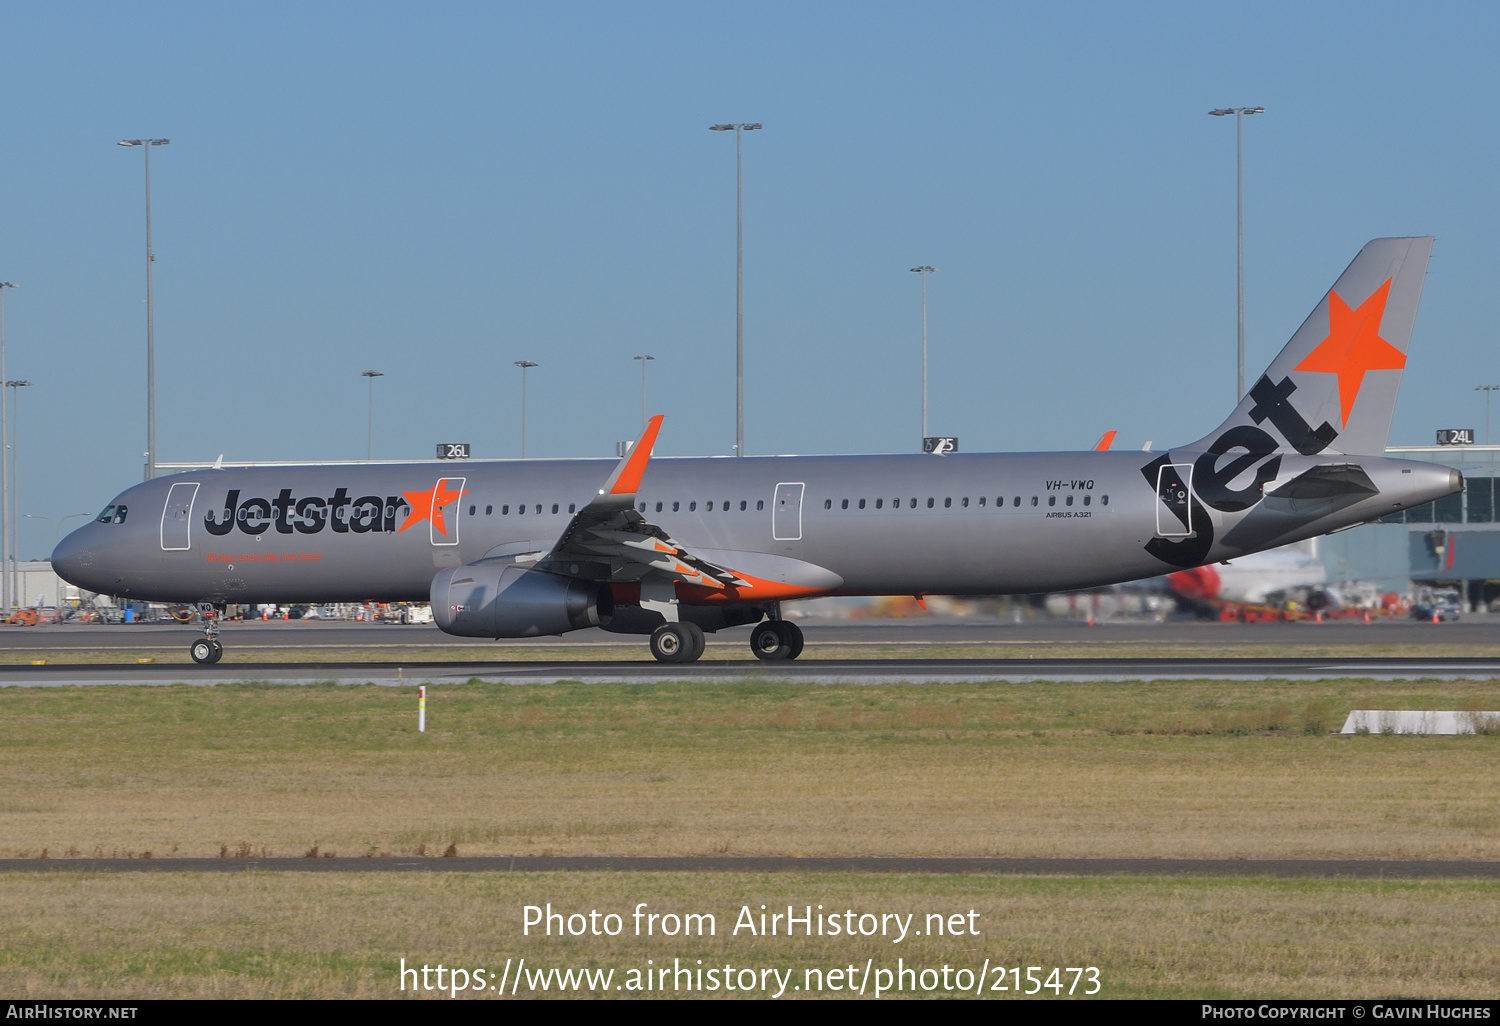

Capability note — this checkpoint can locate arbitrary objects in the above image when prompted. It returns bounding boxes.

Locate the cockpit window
[97,505,128,524]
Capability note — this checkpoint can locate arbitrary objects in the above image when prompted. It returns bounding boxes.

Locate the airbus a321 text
[53,238,1458,663]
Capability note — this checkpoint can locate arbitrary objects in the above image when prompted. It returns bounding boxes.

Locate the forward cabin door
[430,477,467,547]
[772,482,804,541]
[160,482,199,551]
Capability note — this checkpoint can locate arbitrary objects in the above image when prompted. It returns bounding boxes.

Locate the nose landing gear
[189,604,224,664]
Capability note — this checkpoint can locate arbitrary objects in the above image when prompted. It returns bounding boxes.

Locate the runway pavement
[2,654,1499,685]
[3,615,1499,652]
[4,616,1499,684]
[1,856,1496,877]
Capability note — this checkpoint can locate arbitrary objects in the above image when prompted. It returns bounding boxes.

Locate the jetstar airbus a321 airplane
[53,237,1459,664]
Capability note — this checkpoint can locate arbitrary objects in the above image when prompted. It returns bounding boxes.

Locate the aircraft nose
[51,526,98,589]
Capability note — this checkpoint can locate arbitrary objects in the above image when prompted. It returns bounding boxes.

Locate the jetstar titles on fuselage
[205,488,416,537]
[203,479,466,538]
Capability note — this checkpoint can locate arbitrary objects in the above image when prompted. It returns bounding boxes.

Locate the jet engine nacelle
[431,564,613,638]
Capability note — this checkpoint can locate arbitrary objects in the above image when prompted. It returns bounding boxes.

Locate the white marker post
[418,685,426,733]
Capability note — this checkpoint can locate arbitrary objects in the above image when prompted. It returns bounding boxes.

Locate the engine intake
[431,565,612,638]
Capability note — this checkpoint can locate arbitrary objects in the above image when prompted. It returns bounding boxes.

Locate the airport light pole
[26,513,93,545]
[515,360,537,458]
[633,354,654,431]
[1478,385,1500,445]
[7,380,30,606]
[709,122,761,456]
[0,283,15,613]
[361,370,383,460]
[119,138,170,479]
[1208,107,1263,401]
[910,266,939,446]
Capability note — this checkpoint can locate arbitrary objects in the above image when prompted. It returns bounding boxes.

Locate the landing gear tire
[192,603,223,664]
[651,622,704,664]
[751,620,802,661]
[781,620,804,660]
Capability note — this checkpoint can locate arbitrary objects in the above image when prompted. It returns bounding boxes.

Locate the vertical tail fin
[1188,237,1433,457]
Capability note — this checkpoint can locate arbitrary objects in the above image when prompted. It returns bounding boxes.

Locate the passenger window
[469,505,476,516]
[1013,497,1021,507]
[1102,495,1110,506]
[552,504,559,514]
[1048,496,1056,506]
[739,500,747,511]
[961,497,968,508]
[927,497,935,509]
[841,499,849,509]
[978,496,985,507]
[858,499,866,509]
[535,505,542,514]
[824,499,832,510]
[655,502,663,512]
[909,498,916,508]
[1083,495,1091,506]
[757,500,764,511]
[1030,496,1038,507]
[1065,495,1073,507]
[673,501,680,512]
[944,497,952,508]
[569,503,576,513]
[876,498,883,509]
[639,502,647,513]
[722,500,728,510]
[689,501,697,511]
[502,504,509,515]
[518,504,525,515]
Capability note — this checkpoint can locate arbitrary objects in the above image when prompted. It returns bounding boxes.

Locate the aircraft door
[160,482,200,551]
[1154,464,1194,538]
[772,482,804,541]
[430,477,467,547]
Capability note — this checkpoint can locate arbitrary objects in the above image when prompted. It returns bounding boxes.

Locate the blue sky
[2,2,1499,557]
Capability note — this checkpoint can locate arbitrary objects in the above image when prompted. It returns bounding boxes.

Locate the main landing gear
[649,621,706,664]
[189,604,223,664]
[645,618,804,663]
[750,620,804,662]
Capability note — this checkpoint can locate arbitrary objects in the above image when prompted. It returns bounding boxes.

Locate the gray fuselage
[51,447,1458,608]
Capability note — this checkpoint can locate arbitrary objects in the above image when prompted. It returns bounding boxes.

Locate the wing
[536,416,744,591]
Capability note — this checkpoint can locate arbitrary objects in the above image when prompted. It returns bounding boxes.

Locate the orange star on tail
[398,479,468,537]
[1294,278,1405,427]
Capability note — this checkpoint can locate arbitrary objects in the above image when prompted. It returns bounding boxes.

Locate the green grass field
[1,678,1497,998]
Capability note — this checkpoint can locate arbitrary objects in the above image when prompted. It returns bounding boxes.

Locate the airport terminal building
[1317,443,1500,609]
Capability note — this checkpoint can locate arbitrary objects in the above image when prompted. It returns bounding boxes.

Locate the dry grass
[0,871,1495,998]
[0,680,1497,860]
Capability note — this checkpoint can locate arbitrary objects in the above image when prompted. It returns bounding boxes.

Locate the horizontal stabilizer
[1265,464,1379,501]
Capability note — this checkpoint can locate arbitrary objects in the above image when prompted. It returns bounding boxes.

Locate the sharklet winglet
[600,415,664,498]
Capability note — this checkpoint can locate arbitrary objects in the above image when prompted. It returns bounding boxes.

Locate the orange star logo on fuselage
[398,480,468,537]
[1293,278,1405,427]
